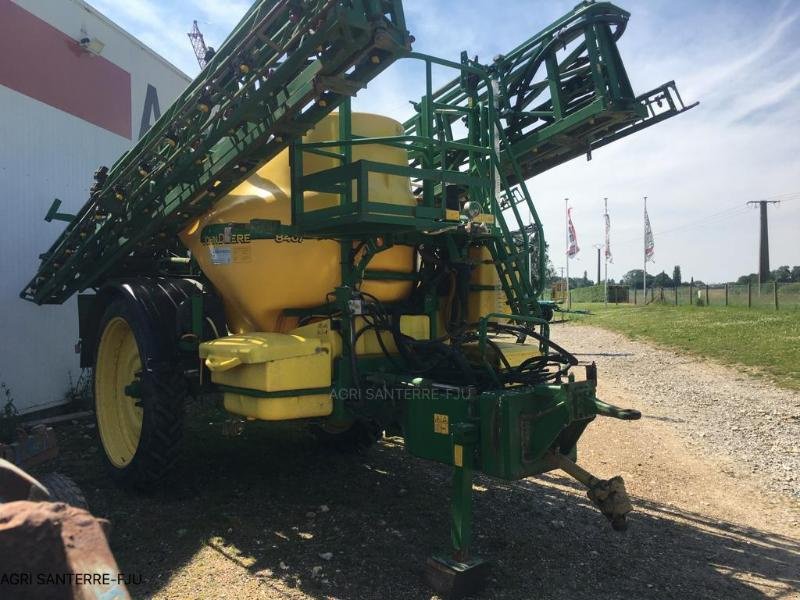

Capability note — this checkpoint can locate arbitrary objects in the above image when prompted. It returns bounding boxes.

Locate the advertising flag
[604,212,612,263]
[644,207,655,262]
[567,208,580,257]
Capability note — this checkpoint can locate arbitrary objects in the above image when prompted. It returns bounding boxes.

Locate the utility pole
[746,199,780,285]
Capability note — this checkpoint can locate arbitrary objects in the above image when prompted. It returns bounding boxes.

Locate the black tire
[37,473,89,510]
[310,419,382,453]
[94,298,186,489]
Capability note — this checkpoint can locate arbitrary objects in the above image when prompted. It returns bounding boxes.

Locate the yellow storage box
[221,392,332,421]
[199,333,332,420]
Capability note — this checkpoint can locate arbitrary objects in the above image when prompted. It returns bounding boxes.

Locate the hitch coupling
[546,452,633,531]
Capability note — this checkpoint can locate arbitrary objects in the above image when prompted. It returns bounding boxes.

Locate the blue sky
[87,0,800,283]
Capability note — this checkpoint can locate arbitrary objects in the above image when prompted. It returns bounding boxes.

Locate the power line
[608,191,800,247]
[652,206,748,237]
[612,204,749,247]
[757,191,800,202]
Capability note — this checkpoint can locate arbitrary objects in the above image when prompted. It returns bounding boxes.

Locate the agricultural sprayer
[22,0,694,594]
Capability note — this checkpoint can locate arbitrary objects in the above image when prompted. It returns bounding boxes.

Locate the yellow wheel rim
[95,317,144,467]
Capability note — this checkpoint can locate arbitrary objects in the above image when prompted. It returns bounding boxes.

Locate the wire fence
[635,282,800,309]
[571,281,800,309]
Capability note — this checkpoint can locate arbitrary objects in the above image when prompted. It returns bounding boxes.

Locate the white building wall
[0,0,190,412]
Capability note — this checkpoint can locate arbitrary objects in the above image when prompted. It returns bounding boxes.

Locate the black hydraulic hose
[478,321,578,366]
[409,337,477,385]
[355,291,574,389]
[485,338,513,370]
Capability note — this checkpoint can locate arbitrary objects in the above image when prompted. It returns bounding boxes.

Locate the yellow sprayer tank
[180,113,415,334]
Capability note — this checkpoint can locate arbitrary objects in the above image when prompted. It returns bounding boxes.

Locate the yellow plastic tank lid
[198,332,326,364]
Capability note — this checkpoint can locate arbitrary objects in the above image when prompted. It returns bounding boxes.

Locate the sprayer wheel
[94,300,185,488]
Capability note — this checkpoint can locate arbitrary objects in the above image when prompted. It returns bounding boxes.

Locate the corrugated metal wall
[0,0,191,412]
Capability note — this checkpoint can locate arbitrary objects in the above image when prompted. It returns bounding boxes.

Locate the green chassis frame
[177,50,644,567]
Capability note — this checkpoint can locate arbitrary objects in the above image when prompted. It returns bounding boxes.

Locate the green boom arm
[401,0,695,309]
[21,0,411,305]
[408,1,696,183]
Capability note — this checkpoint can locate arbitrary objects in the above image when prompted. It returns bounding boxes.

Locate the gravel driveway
[552,323,800,500]
[42,322,800,600]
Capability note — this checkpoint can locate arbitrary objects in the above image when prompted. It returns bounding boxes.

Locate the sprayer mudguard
[77,278,208,368]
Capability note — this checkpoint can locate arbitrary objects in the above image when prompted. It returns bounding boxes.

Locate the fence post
[660,287,664,302]
[689,282,693,305]
[725,283,728,306]
[748,280,752,308]
[705,284,709,306]
[774,281,779,310]
[634,287,637,305]
[675,286,678,305]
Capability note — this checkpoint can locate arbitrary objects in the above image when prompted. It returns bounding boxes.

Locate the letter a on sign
[139,84,161,139]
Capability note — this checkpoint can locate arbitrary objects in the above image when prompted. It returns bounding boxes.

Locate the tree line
[735,266,800,284]
[545,264,800,290]
[618,264,800,288]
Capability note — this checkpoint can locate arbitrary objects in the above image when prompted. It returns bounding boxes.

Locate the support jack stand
[425,424,490,598]
[425,555,490,599]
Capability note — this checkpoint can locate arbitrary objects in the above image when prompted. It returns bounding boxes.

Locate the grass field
[569,304,800,391]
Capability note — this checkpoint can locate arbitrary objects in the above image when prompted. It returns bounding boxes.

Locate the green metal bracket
[123,381,142,399]
[44,199,76,223]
